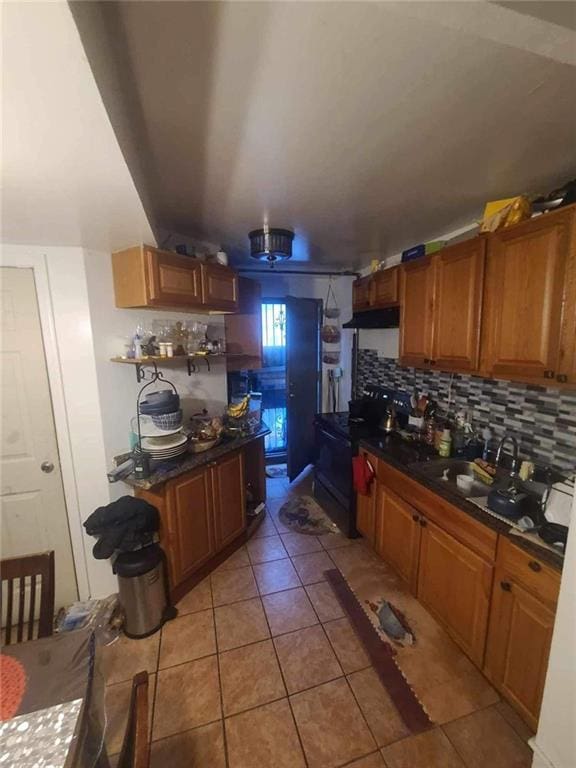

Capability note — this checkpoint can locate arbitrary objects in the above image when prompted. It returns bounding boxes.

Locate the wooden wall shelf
[111,354,226,381]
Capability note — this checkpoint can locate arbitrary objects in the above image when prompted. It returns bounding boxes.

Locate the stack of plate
[140,433,189,460]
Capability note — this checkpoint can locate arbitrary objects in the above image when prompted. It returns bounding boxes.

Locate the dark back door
[286,297,321,482]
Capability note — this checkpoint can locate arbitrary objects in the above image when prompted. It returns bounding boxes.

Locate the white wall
[531,493,576,768]
[83,249,228,479]
[248,272,355,412]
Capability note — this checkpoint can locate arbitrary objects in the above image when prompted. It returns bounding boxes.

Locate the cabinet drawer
[376,459,497,561]
[498,537,560,606]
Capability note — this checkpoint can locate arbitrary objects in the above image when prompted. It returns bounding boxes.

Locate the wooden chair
[0,551,55,645]
[117,671,150,768]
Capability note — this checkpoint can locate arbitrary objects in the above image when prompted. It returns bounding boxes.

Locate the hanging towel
[353,454,375,495]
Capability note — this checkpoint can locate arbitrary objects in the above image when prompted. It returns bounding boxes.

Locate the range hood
[342,306,400,329]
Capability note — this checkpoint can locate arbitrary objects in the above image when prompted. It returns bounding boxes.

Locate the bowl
[151,410,183,430]
[140,395,180,415]
[146,389,177,404]
[456,474,474,494]
[189,437,220,453]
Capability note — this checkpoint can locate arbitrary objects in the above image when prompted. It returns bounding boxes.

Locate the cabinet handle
[543,370,555,379]
[556,374,568,383]
[412,514,420,522]
[419,518,427,527]
[500,581,512,592]
[423,358,430,364]
[528,560,542,573]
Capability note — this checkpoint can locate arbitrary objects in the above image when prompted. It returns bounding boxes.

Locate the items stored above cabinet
[112,244,239,313]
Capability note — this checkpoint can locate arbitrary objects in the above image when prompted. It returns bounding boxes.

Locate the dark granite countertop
[120,424,270,491]
[360,435,564,571]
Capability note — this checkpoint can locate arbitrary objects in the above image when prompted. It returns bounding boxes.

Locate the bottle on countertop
[438,428,452,458]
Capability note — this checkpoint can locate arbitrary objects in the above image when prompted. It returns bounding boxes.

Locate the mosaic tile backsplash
[355,351,576,474]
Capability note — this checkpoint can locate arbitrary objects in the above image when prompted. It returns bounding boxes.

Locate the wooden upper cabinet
[417,517,493,667]
[201,262,238,312]
[371,267,399,308]
[375,486,421,593]
[225,278,262,371]
[147,248,203,306]
[431,238,486,372]
[112,245,239,313]
[211,450,246,549]
[481,208,575,382]
[352,276,372,312]
[399,257,435,367]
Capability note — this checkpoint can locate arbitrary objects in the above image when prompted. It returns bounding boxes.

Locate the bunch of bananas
[227,395,250,419]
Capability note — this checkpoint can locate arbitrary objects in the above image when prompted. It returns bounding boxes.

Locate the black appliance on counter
[313,385,419,537]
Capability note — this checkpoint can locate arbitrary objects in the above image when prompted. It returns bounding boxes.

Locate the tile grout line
[209,574,231,768]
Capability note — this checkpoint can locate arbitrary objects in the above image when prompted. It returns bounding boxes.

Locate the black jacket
[84,496,159,559]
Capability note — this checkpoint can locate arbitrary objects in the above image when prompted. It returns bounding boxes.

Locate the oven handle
[316,427,352,451]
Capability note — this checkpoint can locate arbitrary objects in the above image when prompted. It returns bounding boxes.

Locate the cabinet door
[371,268,399,308]
[225,278,262,371]
[212,451,246,549]
[201,263,238,312]
[146,248,203,307]
[482,210,573,381]
[355,450,377,545]
[168,467,216,585]
[484,572,556,730]
[431,239,485,372]
[399,258,435,368]
[417,518,493,666]
[375,486,421,592]
[353,277,372,312]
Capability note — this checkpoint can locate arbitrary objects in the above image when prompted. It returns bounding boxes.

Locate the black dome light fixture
[248,224,294,267]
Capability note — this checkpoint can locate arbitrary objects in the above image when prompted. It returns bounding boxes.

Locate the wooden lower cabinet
[375,486,421,592]
[167,467,216,586]
[417,518,493,667]
[212,451,246,548]
[355,450,377,545]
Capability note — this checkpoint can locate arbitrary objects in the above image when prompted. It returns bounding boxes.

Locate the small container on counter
[438,429,452,458]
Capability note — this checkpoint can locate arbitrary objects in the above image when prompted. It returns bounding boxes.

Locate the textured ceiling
[71,1,576,268]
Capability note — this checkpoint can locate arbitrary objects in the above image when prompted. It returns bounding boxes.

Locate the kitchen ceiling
[71,1,576,269]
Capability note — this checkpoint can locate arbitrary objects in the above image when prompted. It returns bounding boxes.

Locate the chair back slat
[28,575,37,641]
[1,551,55,645]
[117,671,150,768]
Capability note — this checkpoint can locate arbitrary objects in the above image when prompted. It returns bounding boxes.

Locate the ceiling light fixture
[248,225,294,267]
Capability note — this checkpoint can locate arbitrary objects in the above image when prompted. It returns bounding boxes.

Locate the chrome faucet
[495,434,520,476]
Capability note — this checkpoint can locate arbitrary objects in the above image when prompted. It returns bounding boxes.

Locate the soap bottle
[438,428,452,458]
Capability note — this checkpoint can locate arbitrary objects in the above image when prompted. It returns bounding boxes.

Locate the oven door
[314,424,353,510]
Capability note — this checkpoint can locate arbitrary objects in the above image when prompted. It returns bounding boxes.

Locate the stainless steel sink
[410,459,495,499]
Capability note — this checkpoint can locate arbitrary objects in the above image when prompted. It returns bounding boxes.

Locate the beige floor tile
[323,617,371,673]
[328,542,383,577]
[176,577,212,615]
[215,546,251,572]
[266,479,291,500]
[219,639,286,716]
[153,655,221,740]
[347,667,410,747]
[253,558,301,595]
[416,664,500,724]
[150,721,226,768]
[320,531,355,550]
[225,698,306,768]
[347,753,387,767]
[101,631,160,685]
[290,677,377,767]
[493,700,534,743]
[262,587,318,636]
[280,532,323,556]
[252,515,279,538]
[247,534,288,564]
[104,675,156,755]
[214,597,270,652]
[159,609,216,668]
[443,706,533,768]
[291,550,335,585]
[211,565,258,606]
[274,625,343,694]
[381,728,465,768]
[305,581,345,622]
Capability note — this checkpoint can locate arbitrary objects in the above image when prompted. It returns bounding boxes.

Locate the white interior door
[1,267,78,611]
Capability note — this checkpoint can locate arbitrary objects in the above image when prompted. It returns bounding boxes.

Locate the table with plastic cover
[0,627,109,768]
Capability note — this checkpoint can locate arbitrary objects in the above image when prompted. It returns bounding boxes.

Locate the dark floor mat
[277,495,336,535]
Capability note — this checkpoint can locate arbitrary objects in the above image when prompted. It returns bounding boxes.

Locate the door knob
[41,461,54,473]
